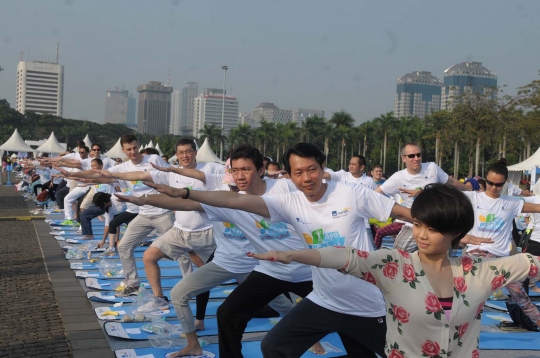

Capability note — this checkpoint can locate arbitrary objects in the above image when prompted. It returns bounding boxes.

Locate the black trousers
[109,212,138,235]
[55,185,69,209]
[217,271,313,358]
[261,298,387,358]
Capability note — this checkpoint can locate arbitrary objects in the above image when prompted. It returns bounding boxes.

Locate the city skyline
[0,1,539,124]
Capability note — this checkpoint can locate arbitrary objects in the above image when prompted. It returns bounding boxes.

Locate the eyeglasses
[485,179,505,188]
[177,149,194,156]
[91,148,100,151]
[404,153,422,159]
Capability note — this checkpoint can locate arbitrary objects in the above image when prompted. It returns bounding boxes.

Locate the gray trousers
[171,262,293,333]
[118,212,175,286]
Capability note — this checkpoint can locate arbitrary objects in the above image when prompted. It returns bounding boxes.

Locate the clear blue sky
[0,0,539,124]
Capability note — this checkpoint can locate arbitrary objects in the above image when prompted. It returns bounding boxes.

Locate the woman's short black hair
[411,183,474,248]
[486,162,508,180]
[283,143,326,175]
[92,192,112,212]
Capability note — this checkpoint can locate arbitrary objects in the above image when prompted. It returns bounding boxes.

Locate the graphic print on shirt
[94,184,109,193]
[302,228,345,248]
[331,207,350,219]
[256,221,291,241]
[478,213,504,233]
[222,222,249,241]
[131,180,149,191]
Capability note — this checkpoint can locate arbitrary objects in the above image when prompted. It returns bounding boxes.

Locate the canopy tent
[155,143,164,156]
[103,138,128,160]
[146,140,154,148]
[507,147,540,185]
[83,134,92,148]
[0,129,35,159]
[36,132,68,154]
[168,138,221,164]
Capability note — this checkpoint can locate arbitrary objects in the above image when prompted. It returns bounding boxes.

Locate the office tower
[105,88,128,124]
[16,60,64,116]
[170,90,181,135]
[136,81,173,135]
[394,71,442,119]
[180,82,198,136]
[193,88,238,138]
[441,62,497,110]
[292,108,325,123]
[127,93,136,127]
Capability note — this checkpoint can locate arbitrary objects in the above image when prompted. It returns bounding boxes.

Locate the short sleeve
[149,170,169,185]
[435,164,449,184]
[379,173,400,196]
[329,170,345,182]
[206,174,225,191]
[355,186,394,222]
[201,204,235,223]
[149,154,169,167]
[261,194,291,224]
[365,176,377,190]
[107,163,125,174]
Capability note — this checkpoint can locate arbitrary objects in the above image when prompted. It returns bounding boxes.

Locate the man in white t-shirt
[324,154,376,189]
[99,138,221,301]
[68,134,175,296]
[137,143,412,358]
[376,143,470,252]
[120,159,294,358]
[462,162,540,328]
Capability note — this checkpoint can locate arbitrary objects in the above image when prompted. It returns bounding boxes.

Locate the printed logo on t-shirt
[131,180,149,191]
[302,229,345,248]
[256,221,291,241]
[478,214,504,233]
[121,187,132,196]
[94,184,109,193]
[331,207,351,219]
[222,222,248,241]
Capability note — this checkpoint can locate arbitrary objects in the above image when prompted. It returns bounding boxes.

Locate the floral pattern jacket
[317,247,540,358]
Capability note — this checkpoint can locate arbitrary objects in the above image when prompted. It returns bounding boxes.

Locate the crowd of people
[7,135,540,357]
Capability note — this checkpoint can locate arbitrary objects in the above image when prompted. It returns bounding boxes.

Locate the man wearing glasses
[375,142,470,252]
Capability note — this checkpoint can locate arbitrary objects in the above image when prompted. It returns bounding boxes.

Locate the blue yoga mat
[50,222,105,228]
[480,331,540,350]
[75,267,183,279]
[95,301,223,320]
[114,332,347,357]
[502,286,540,297]
[63,244,147,252]
[105,316,277,339]
[70,259,178,270]
[88,286,235,303]
[66,251,144,260]
[84,277,237,291]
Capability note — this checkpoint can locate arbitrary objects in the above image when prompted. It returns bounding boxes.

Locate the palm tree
[373,111,397,173]
[198,124,223,153]
[329,111,355,169]
[393,117,413,170]
[227,124,253,152]
[258,119,276,156]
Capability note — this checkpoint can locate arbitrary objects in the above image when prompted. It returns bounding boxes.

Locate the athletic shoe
[114,284,140,297]
[60,220,76,226]
[102,247,117,256]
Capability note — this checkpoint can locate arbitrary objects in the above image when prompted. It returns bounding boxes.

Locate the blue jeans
[80,205,105,235]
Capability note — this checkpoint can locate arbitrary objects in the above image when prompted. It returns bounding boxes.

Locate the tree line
[1,73,539,177]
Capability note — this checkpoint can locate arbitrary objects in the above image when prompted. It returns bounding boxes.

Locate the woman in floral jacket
[249,183,540,358]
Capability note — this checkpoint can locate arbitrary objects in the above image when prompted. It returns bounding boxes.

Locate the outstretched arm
[95,169,152,182]
[144,181,270,217]
[56,159,83,170]
[115,193,203,212]
[447,177,471,191]
[390,204,412,222]
[522,202,540,213]
[150,163,206,183]
[55,167,101,179]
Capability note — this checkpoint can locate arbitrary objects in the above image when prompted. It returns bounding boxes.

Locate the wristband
[181,187,190,199]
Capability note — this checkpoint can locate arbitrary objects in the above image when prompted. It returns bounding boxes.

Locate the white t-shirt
[329,171,377,190]
[204,174,258,273]
[262,181,391,317]
[191,162,224,174]
[523,196,540,244]
[80,156,117,171]
[202,179,311,282]
[502,182,522,196]
[380,162,449,209]
[107,154,170,216]
[150,166,212,232]
[464,191,524,257]
[50,168,63,185]
[61,152,82,187]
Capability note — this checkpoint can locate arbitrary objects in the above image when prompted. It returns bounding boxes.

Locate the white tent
[0,128,35,159]
[196,138,224,164]
[155,143,164,156]
[146,140,154,148]
[83,134,92,148]
[103,138,128,160]
[507,147,540,185]
[36,132,68,154]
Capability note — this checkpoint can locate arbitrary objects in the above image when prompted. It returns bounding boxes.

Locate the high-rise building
[170,90,181,135]
[252,102,279,124]
[394,71,442,119]
[441,62,497,110]
[136,81,173,135]
[127,93,136,127]
[16,61,64,116]
[180,82,198,136]
[193,88,238,138]
[105,88,128,124]
[292,108,325,123]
